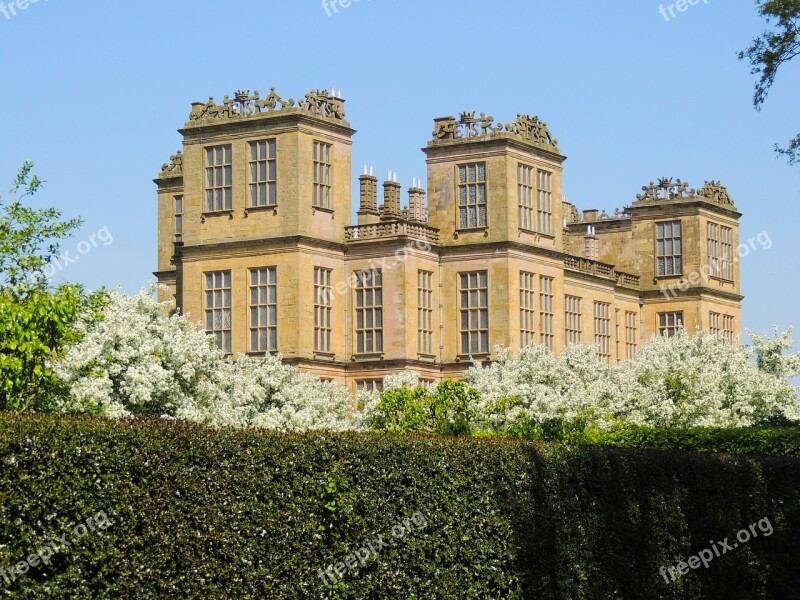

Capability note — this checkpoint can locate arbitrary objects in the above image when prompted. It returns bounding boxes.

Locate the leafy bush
[0,286,102,412]
[368,380,476,435]
[577,426,800,457]
[2,413,800,598]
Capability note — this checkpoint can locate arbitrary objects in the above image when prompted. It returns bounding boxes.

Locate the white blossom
[52,286,356,431]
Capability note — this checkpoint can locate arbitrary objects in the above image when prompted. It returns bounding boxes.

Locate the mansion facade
[154,87,743,394]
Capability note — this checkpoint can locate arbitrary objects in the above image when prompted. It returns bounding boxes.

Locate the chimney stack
[584,225,599,261]
[382,171,401,219]
[358,165,378,214]
[408,178,426,222]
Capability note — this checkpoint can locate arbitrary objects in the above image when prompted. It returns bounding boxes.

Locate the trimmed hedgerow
[576,426,800,457]
[1,414,800,598]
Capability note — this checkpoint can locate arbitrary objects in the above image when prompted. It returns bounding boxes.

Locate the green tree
[0,162,104,412]
[739,0,800,165]
[370,380,477,435]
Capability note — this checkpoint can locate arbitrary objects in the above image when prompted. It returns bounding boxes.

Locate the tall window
[518,164,534,231]
[249,267,277,353]
[314,267,333,353]
[723,315,735,343]
[565,295,582,345]
[625,311,638,360]
[355,270,382,354]
[417,270,434,354]
[458,163,487,229]
[658,312,683,337]
[539,276,555,350]
[594,301,611,362]
[710,311,721,335]
[249,140,277,207]
[174,195,183,242]
[460,271,488,355]
[519,272,536,347]
[537,170,553,235]
[205,145,232,212]
[721,226,734,281]
[313,141,332,209]
[708,223,720,277]
[205,271,232,354]
[656,221,682,276]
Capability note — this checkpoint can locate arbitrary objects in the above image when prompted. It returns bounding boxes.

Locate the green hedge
[1,414,800,598]
[577,426,800,456]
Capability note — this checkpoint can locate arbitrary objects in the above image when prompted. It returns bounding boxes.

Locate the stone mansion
[154,87,742,393]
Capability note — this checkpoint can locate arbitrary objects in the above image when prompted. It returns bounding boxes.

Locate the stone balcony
[344,221,440,244]
[564,256,640,290]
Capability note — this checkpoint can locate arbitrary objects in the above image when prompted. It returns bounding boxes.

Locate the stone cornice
[179,235,347,261]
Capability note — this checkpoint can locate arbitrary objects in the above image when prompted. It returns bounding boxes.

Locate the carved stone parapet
[431,112,559,152]
[635,177,735,207]
[187,87,347,124]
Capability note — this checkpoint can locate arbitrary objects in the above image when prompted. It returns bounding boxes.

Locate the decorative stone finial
[159,150,183,176]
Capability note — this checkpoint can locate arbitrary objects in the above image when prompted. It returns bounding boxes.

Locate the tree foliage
[0,161,83,295]
[739,0,800,164]
[368,380,476,435]
[0,163,103,412]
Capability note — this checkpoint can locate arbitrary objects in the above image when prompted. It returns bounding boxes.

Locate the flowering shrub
[465,329,800,432]
[53,287,355,431]
[51,286,800,434]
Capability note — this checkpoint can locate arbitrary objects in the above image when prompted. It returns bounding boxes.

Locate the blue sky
[1,0,798,347]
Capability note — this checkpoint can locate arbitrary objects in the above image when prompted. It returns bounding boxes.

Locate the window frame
[519,271,536,347]
[656,220,683,277]
[517,163,535,232]
[459,271,489,356]
[657,311,684,337]
[248,139,277,208]
[594,301,612,363]
[174,195,183,242]
[248,267,278,354]
[539,275,555,350]
[204,144,233,214]
[354,269,383,355]
[624,310,638,360]
[204,270,232,355]
[456,163,487,230]
[314,267,333,354]
[313,140,332,210]
[537,169,553,235]
[417,270,434,355]
[565,295,583,346]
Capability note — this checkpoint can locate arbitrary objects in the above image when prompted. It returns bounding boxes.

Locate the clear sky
[1,0,798,348]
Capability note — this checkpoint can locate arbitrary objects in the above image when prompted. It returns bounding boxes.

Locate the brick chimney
[408,178,426,222]
[381,171,401,219]
[584,226,599,261]
[357,167,379,225]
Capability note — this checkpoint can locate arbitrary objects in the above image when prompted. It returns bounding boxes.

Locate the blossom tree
[53,287,356,431]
